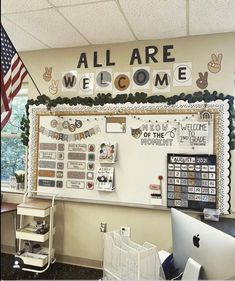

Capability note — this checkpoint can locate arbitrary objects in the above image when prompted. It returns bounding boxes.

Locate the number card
[167,154,217,211]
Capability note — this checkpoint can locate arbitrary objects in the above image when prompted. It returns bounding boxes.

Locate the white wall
[2,32,235,265]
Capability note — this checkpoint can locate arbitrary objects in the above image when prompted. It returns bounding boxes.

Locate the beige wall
[2,32,235,265]
[21,32,235,98]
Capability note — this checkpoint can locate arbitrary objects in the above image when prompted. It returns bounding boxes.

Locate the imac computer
[171,208,235,280]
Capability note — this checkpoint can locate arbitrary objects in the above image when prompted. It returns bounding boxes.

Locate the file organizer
[103,230,165,280]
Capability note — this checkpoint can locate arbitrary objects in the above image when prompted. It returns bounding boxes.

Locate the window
[1,85,28,191]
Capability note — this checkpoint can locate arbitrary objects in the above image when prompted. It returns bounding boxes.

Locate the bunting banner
[39,125,101,141]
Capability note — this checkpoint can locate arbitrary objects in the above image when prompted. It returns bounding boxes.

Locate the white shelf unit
[103,230,165,280]
[15,191,56,273]
[15,247,55,267]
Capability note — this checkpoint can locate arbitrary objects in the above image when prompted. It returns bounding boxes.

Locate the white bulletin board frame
[27,99,231,214]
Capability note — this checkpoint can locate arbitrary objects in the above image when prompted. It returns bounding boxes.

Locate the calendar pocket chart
[167,154,217,211]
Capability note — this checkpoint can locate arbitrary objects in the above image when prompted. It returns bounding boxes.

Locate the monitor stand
[181,257,202,280]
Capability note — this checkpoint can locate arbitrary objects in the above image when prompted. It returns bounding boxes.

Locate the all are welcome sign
[62,45,192,94]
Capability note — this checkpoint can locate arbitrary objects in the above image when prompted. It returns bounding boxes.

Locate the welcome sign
[61,63,192,94]
[58,44,193,94]
[76,45,176,68]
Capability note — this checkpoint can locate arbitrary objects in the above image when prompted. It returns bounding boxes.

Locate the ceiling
[1,0,235,52]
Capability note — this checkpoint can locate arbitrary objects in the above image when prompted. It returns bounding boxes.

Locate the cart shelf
[14,191,56,273]
[15,247,55,267]
[16,227,55,242]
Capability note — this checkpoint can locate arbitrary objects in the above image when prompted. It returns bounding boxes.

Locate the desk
[201,216,235,237]
[1,202,18,252]
[1,202,18,214]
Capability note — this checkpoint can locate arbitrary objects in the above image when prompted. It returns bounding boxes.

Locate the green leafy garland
[20,90,235,149]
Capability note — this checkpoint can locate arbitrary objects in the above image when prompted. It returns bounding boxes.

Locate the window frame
[1,88,28,193]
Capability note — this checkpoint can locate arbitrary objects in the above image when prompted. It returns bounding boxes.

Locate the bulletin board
[27,99,231,214]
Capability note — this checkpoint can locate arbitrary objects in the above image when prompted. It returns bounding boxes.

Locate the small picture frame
[106,117,126,133]
[99,142,117,163]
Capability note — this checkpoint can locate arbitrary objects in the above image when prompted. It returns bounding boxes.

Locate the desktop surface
[201,216,235,237]
[1,202,17,214]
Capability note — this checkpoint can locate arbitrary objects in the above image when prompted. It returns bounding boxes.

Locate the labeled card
[99,142,117,163]
[96,167,114,191]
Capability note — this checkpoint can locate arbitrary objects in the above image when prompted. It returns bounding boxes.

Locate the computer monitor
[171,208,235,280]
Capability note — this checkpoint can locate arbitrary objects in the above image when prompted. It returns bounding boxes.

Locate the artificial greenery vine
[20,90,235,149]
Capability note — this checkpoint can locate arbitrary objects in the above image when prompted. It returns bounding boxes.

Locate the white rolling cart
[14,191,56,273]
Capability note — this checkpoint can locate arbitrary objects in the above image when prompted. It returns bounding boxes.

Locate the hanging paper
[96,167,114,191]
[179,121,209,147]
[106,117,126,133]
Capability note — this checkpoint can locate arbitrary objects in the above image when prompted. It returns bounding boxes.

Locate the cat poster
[131,127,142,139]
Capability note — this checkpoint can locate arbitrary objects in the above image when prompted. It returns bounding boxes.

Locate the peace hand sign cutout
[196,72,208,89]
[43,67,52,81]
[207,54,222,73]
[49,80,59,95]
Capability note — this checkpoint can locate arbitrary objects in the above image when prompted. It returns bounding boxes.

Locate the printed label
[39,143,57,150]
[67,171,85,179]
[68,152,86,160]
[38,170,55,177]
[68,144,87,152]
[67,161,86,170]
[39,152,56,160]
[38,179,55,187]
[38,161,56,169]
[67,181,85,189]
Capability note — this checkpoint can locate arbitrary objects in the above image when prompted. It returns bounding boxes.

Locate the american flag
[1,24,28,130]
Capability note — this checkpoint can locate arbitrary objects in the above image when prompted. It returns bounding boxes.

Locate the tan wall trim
[55,253,103,269]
